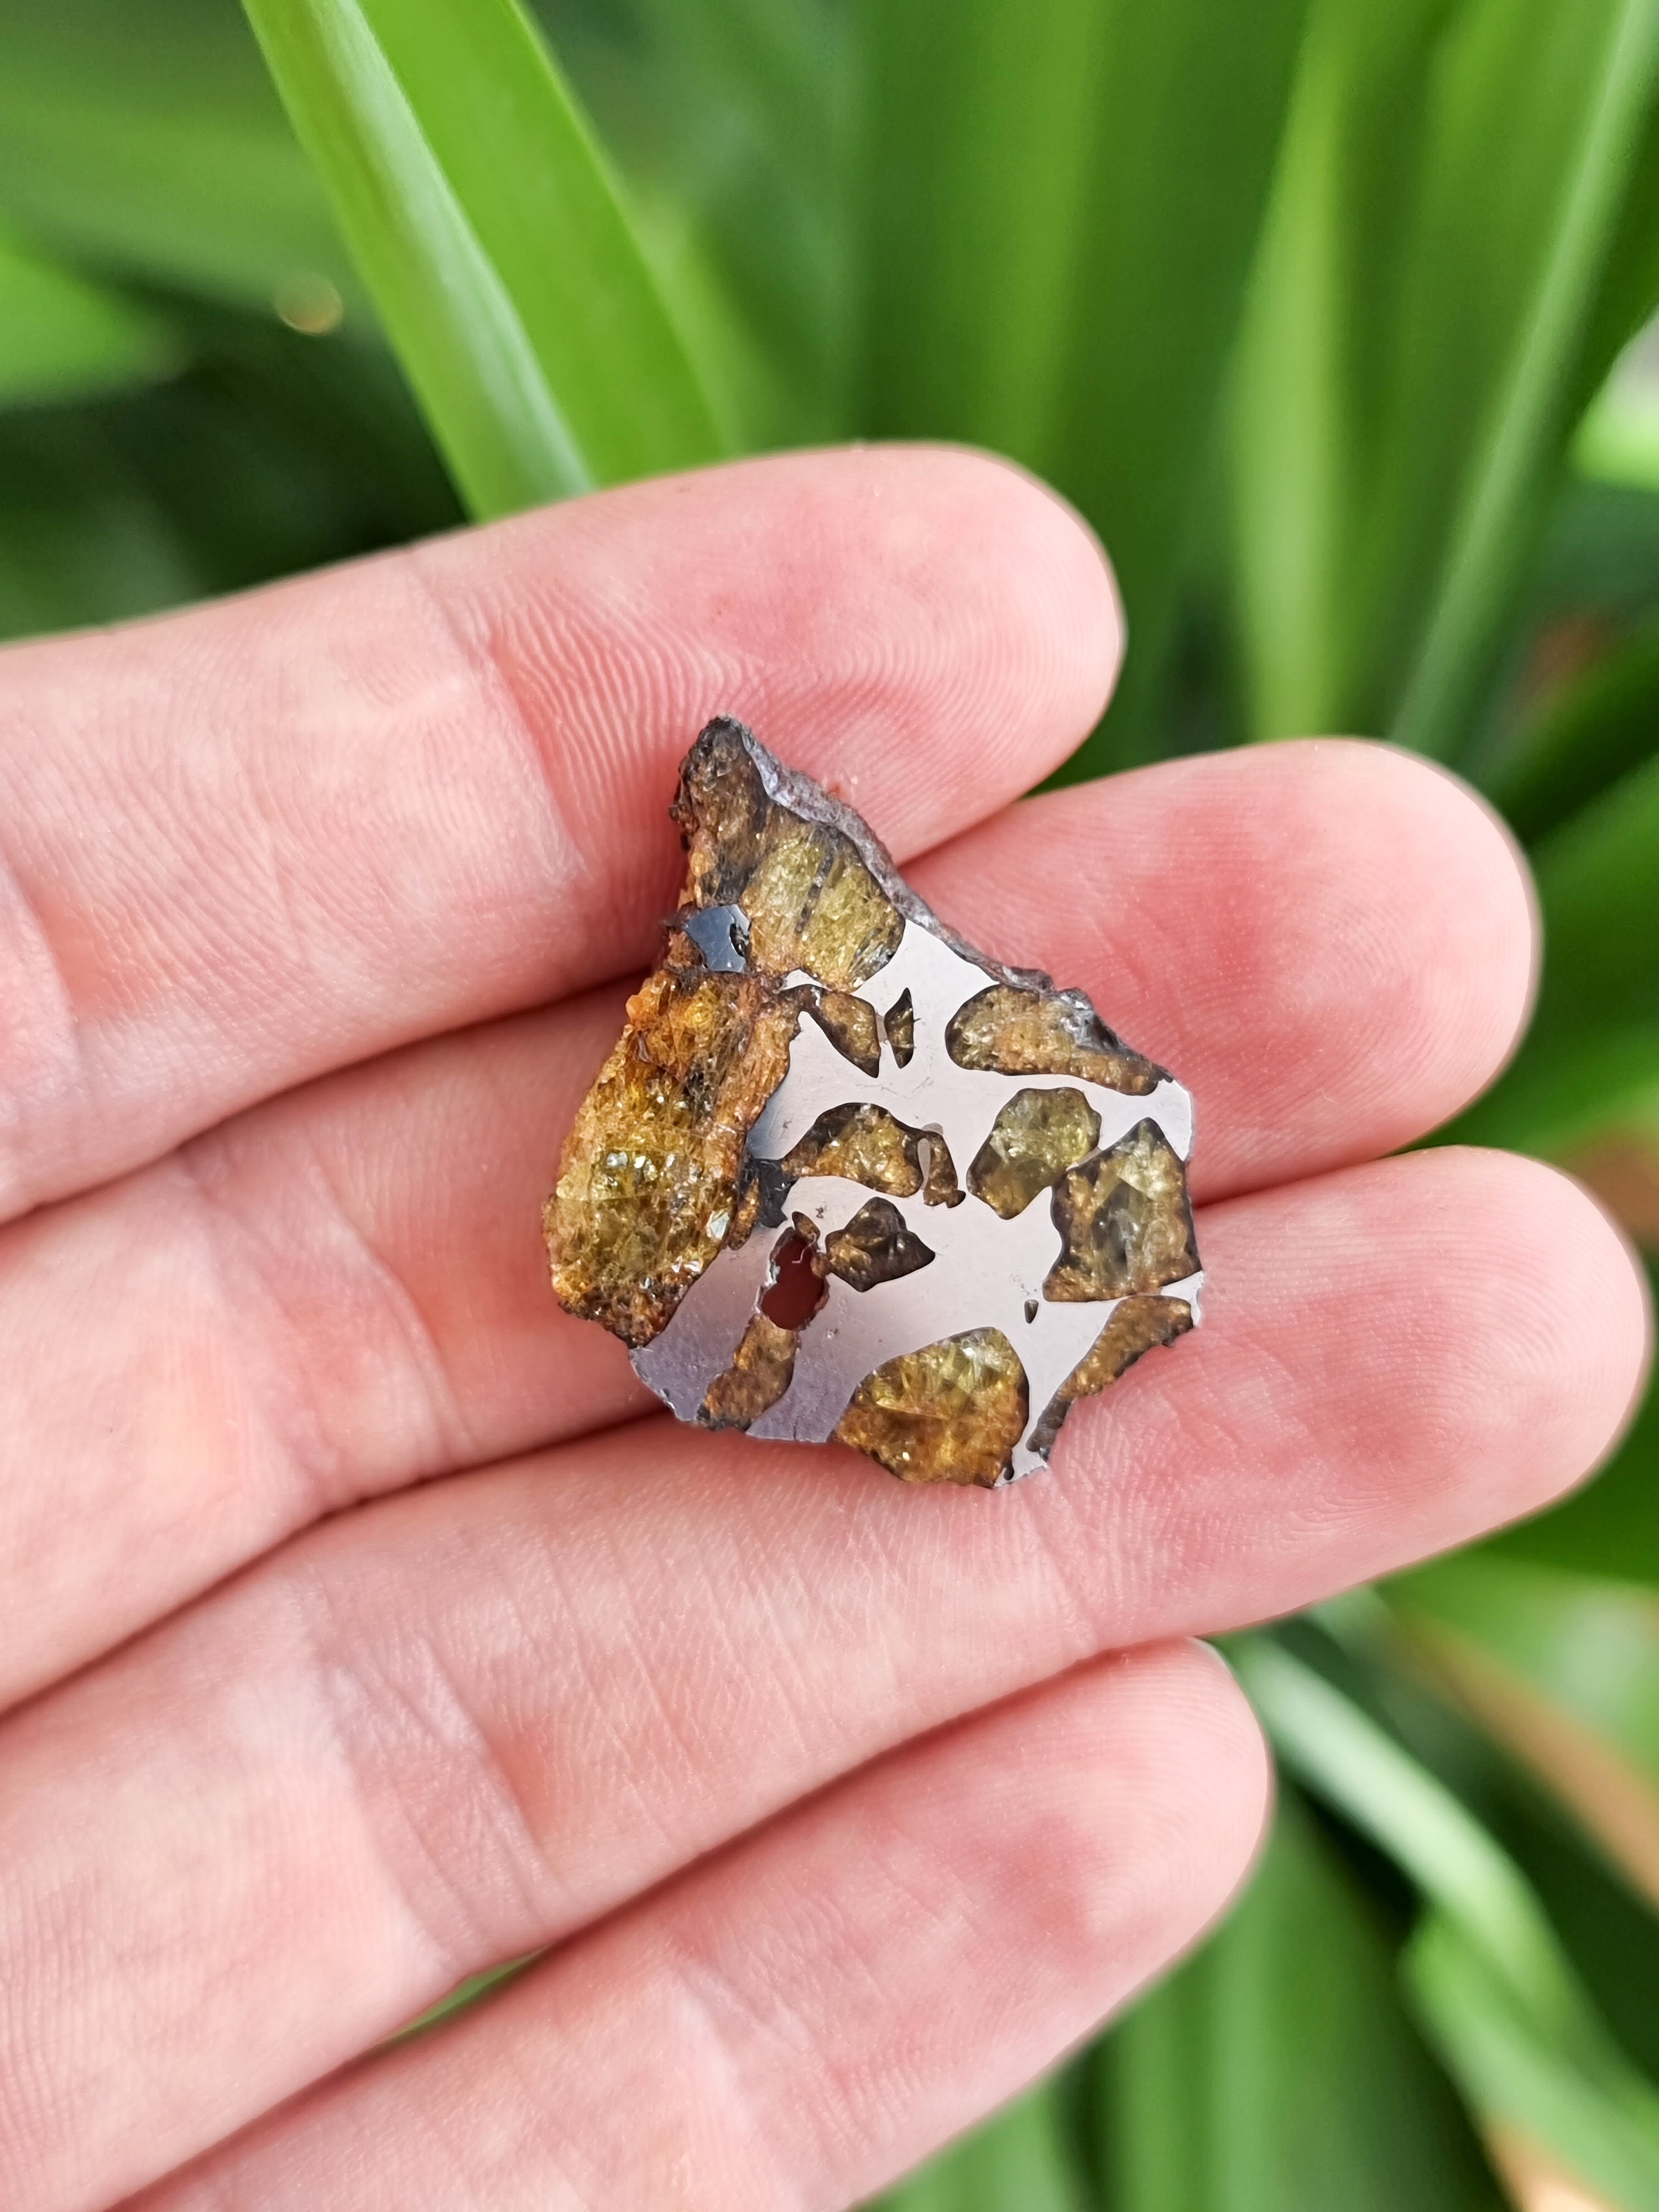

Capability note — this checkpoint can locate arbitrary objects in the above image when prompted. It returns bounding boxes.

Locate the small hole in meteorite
[1024,1297,1039,1324]
[761,1231,826,1330]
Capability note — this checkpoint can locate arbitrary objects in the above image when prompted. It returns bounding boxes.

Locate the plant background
[6,0,1659,2203]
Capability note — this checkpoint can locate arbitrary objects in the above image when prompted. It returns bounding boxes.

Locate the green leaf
[1576,330,1659,497]
[1445,748,1659,1156]
[1237,1639,1587,2027]
[389,1952,539,2043]
[858,0,1113,468]
[1239,1637,1659,2206]
[1410,1914,1659,2211]
[1389,1556,1659,1907]
[0,229,177,408]
[538,0,853,448]
[239,0,726,516]
[0,318,459,644]
[0,0,356,315]
[1479,609,1659,842]
[1573,105,1659,422]
[1100,1793,1503,2211]
[0,410,206,639]
[1459,1259,1659,1590]
[1392,0,1659,760]
[867,2078,1087,2211]
[1232,0,1659,759]
[1525,477,1659,634]
[857,0,1312,770]
[1393,1556,1659,1786]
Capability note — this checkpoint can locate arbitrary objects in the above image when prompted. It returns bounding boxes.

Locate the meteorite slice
[545,718,1203,1486]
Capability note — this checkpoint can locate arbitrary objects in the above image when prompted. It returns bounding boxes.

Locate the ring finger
[0,1145,1640,2209]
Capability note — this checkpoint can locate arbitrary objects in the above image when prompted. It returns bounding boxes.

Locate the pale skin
[0,445,1647,2212]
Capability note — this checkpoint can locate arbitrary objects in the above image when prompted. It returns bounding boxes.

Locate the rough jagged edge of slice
[684,715,1048,991]
[677,718,1169,1094]
[553,718,1192,1480]
[665,718,1187,1473]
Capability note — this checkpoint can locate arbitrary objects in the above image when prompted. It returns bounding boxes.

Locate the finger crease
[290,1554,560,1979]
[0,822,87,1223]
[173,1121,474,1521]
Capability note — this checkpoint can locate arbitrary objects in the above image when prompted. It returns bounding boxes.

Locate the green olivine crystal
[967,1086,1102,1219]
[1044,1120,1198,1302]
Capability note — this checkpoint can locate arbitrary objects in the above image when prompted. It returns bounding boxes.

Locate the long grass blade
[1102,1795,1503,2210]
[1240,1639,1659,2205]
[1394,0,1659,758]
[1233,0,1659,757]
[0,0,354,315]
[1390,1557,1659,1905]
[1448,746,1659,1156]
[858,0,1310,771]
[240,0,725,516]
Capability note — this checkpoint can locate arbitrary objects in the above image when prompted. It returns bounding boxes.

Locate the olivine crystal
[968,1086,1102,1219]
[836,1328,1029,1488]
[1044,1120,1199,1302]
[546,718,1202,1486]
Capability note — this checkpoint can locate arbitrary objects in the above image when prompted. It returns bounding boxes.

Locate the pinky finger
[129,1644,1269,2212]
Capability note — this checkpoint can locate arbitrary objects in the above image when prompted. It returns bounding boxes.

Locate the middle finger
[0,740,1531,1705]
[0,1144,1641,2209]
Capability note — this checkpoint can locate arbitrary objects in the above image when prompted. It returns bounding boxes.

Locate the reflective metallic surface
[633,917,1201,1483]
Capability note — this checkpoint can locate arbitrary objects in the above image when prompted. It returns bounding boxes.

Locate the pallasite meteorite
[546,718,1202,1488]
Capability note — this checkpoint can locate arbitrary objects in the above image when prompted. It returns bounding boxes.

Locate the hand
[0,449,1644,2212]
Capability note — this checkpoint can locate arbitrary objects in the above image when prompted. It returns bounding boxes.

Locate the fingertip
[762,443,1126,811]
[917,444,1126,750]
[907,735,1543,1199]
[1411,1147,1652,1529]
[1265,740,1538,1137]
[1502,1152,1653,1502]
[1364,743,1541,1116]
[999,1643,1271,2001]
[1104,1640,1274,1940]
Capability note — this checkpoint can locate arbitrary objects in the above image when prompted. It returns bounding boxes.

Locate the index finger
[0,445,1119,1222]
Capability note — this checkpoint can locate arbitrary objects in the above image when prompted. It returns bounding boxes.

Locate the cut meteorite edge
[545,717,1202,1489]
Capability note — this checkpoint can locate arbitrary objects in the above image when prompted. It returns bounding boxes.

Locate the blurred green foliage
[4,0,1659,2203]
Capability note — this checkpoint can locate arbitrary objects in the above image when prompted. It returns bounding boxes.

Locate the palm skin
[0,447,1644,2212]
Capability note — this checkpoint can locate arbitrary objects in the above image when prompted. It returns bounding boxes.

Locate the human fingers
[127,1646,1265,2212]
[920,738,1535,1202]
[0,1151,1640,2208]
[0,742,1532,1705]
[0,445,1117,1224]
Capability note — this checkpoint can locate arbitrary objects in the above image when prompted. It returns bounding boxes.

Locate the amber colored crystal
[884,989,915,1066]
[780,1102,962,1206]
[834,1328,1029,1488]
[822,1197,936,1292]
[1044,1119,1199,1302]
[967,1086,1102,1219]
[946,982,1162,1095]
[1027,1295,1194,1457]
[799,988,881,1074]
[700,1309,800,1430]
[674,720,901,988]
[545,966,797,1345]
